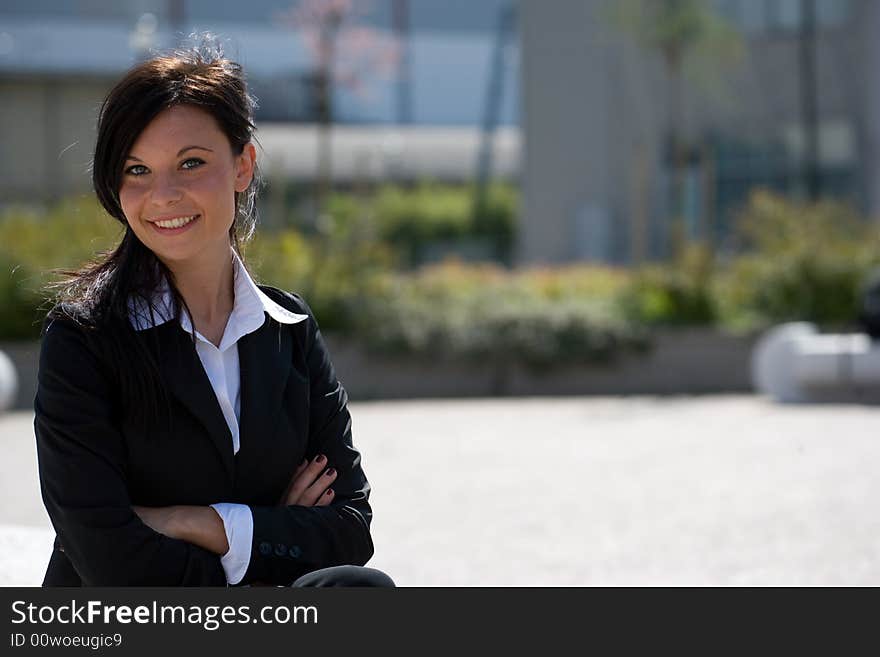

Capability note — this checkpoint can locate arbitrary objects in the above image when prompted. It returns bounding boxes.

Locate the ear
[234,142,257,193]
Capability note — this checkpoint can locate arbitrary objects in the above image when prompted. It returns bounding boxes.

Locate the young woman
[34,44,393,587]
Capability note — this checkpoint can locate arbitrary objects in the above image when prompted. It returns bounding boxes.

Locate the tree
[609,0,742,257]
[277,0,399,220]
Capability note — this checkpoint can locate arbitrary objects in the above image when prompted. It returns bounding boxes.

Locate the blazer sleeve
[240,294,374,586]
[34,315,227,586]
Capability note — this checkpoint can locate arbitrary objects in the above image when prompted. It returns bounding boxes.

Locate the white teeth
[155,215,197,229]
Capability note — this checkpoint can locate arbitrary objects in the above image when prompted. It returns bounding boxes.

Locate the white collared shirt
[128,251,307,585]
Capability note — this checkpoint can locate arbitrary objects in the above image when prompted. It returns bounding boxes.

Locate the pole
[392,0,413,125]
[799,0,820,200]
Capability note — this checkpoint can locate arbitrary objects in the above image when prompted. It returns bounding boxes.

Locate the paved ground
[2,395,879,586]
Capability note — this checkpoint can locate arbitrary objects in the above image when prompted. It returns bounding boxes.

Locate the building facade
[0,0,520,201]
[518,0,878,265]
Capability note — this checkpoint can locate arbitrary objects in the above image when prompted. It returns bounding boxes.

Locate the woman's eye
[124,164,149,176]
[181,157,205,170]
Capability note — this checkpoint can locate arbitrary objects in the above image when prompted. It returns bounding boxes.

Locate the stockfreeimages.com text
[11,600,317,631]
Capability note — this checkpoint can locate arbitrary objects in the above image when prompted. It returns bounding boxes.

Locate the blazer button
[288,545,302,559]
[258,541,272,556]
[274,543,288,557]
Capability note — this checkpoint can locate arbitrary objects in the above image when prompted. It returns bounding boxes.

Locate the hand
[278,454,337,507]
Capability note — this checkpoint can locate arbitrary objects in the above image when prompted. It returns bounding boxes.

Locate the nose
[148,172,183,206]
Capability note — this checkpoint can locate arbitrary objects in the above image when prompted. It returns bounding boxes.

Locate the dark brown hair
[48,39,261,430]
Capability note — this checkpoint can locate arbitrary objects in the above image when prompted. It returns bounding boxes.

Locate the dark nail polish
[326,468,335,476]
[315,454,325,463]
[326,489,333,496]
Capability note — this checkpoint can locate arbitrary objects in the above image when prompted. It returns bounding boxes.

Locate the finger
[278,459,309,505]
[288,456,328,502]
[278,462,305,505]
[286,455,330,505]
[313,487,335,507]
[285,456,321,498]
[298,467,338,507]
[297,467,337,507]
[292,459,309,480]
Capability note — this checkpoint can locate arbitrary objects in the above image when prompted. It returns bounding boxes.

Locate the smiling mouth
[151,214,200,230]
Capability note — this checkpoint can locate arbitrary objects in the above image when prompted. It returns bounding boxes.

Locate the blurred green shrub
[246,221,394,334]
[0,254,45,339]
[356,261,649,369]
[325,181,517,266]
[0,197,121,339]
[714,190,880,331]
[619,190,880,331]
[618,243,718,326]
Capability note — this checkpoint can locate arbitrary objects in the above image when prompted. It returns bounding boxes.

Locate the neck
[164,248,235,327]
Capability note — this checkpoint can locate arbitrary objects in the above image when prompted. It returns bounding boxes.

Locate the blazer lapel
[153,322,236,482]
[237,315,293,464]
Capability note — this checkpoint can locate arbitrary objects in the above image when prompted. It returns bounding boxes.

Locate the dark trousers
[291,565,395,587]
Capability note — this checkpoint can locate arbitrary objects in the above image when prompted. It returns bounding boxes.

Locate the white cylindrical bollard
[0,349,18,413]
[751,322,816,402]
[752,322,880,402]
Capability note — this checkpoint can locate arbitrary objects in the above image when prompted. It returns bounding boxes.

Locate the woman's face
[119,104,256,269]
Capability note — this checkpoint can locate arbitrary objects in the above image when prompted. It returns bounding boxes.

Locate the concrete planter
[325,328,759,400]
[2,329,759,412]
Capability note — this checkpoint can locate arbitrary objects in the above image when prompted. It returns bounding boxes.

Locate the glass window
[739,0,769,33]
[1,0,166,21]
[774,0,801,30]
[816,0,851,27]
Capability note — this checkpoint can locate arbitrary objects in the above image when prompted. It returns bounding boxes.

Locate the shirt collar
[127,252,307,348]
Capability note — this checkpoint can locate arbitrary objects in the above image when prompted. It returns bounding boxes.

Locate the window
[712,0,852,35]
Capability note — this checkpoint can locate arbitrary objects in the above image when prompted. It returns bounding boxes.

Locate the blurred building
[519,0,878,265]
[5,1,880,267]
[0,0,520,201]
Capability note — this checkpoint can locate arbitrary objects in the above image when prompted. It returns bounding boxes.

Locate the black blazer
[34,286,373,586]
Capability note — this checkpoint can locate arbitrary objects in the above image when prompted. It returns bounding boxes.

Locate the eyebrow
[125,145,214,162]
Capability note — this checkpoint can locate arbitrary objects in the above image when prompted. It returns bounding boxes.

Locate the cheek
[197,169,238,216]
[118,185,143,224]
[204,167,236,196]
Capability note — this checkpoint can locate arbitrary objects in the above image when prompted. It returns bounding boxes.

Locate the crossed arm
[132,455,339,556]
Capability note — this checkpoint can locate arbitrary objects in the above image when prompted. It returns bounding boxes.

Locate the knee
[356,567,395,588]
[291,565,395,587]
